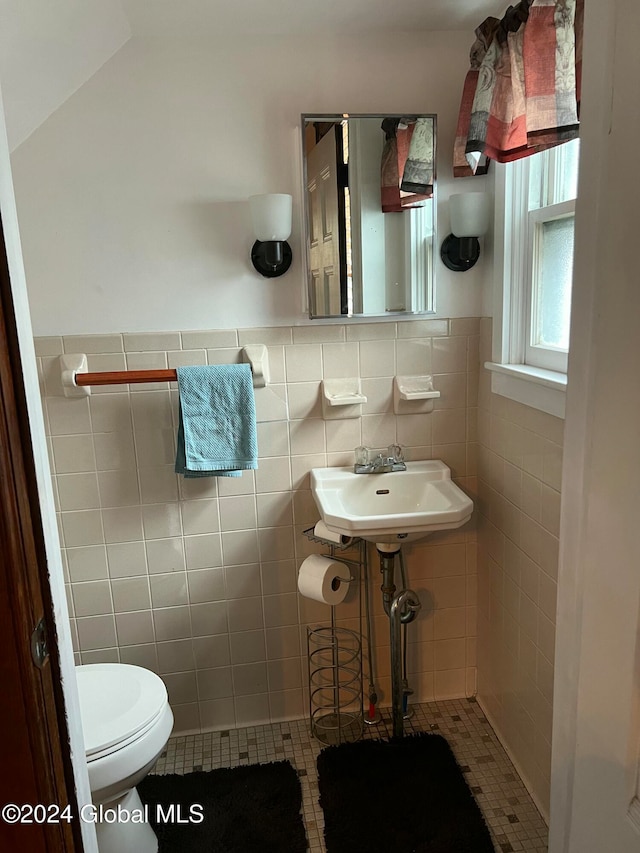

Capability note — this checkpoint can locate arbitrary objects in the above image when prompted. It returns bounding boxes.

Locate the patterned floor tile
[152,698,548,852]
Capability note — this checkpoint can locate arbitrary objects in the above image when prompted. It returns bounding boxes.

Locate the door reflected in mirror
[302,114,437,319]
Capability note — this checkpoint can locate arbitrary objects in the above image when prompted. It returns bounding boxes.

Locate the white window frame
[486,151,576,419]
[525,198,574,373]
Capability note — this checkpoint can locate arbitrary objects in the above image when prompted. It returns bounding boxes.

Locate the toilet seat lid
[76,664,168,758]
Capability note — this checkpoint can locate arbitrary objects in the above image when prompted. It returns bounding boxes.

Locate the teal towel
[175,364,258,478]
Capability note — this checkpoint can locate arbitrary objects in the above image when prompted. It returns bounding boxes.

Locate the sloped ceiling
[0,0,506,152]
[122,0,506,36]
[0,0,131,151]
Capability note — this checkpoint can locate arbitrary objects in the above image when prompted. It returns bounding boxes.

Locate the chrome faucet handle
[387,444,405,463]
[354,445,370,466]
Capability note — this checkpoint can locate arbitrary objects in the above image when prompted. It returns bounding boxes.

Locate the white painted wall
[0,0,130,152]
[9,31,488,336]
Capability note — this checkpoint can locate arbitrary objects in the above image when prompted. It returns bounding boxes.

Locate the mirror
[302,113,437,319]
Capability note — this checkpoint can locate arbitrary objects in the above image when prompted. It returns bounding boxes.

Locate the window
[488,139,580,418]
[525,140,579,372]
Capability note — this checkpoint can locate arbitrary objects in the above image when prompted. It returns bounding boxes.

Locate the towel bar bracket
[60,354,92,398]
[241,344,270,388]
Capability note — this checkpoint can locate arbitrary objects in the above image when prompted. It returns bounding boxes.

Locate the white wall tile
[219,495,257,532]
[289,419,325,456]
[115,610,155,645]
[223,563,262,599]
[153,606,191,642]
[64,334,123,354]
[476,317,562,811]
[162,672,198,705]
[256,492,293,529]
[234,693,270,726]
[232,662,268,695]
[263,557,299,596]
[38,322,483,734]
[322,342,359,378]
[73,581,113,617]
[52,435,96,474]
[197,667,234,701]
[146,537,186,574]
[120,644,158,671]
[193,635,230,670]
[221,530,260,566]
[284,344,322,382]
[150,572,189,608]
[76,615,117,650]
[229,630,266,665]
[184,534,222,570]
[226,597,264,632]
[187,568,225,604]
[102,507,144,544]
[107,541,147,578]
[123,332,182,352]
[157,638,195,673]
[199,697,236,730]
[395,338,432,375]
[57,473,101,511]
[359,340,395,378]
[182,330,238,349]
[93,431,136,471]
[66,545,109,582]
[181,500,219,536]
[287,382,322,419]
[47,396,92,435]
[142,503,183,540]
[90,394,133,432]
[190,601,228,637]
[111,577,152,612]
[61,510,104,547]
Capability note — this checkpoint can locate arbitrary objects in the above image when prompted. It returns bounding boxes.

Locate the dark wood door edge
[0,212,80,851]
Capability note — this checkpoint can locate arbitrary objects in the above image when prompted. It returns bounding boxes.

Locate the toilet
[75,663,174,853]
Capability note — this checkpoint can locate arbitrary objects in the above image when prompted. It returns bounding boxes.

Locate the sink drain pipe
[377,544,421,736]
[390,588,421,737]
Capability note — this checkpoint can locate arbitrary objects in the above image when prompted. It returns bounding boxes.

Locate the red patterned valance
[454,0,584,177]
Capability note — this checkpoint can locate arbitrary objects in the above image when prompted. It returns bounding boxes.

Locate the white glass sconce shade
[441,191,491,272]
[249,194,292,241]
[249,193,293,278]
[449,192,491,237]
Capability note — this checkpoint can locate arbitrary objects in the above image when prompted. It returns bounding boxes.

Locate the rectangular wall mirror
[302,113,437,319]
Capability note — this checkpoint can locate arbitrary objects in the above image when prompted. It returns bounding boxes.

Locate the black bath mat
[317,732,495,853]
[138,760,307,853]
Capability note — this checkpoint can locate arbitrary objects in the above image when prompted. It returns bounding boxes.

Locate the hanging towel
[175,364,258,478]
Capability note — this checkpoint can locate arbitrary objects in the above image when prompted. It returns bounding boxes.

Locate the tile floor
[152,697,548,852]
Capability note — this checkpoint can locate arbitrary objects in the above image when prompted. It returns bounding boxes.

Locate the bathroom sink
[310,460,473,544]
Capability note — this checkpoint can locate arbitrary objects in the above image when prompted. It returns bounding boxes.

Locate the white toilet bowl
[76,663,174,853]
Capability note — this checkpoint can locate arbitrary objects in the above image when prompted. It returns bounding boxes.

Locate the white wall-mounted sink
[310,460,473,544]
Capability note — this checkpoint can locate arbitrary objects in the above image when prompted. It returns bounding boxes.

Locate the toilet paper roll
[313,519,353,547]
[297,554,350,605]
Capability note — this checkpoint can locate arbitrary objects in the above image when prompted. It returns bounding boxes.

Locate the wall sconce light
[249,193,293,278]
[440,191,491,272]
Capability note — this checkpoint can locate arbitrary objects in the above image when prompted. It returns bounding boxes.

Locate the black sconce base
[251,240,293,278]
[440,234,480,272]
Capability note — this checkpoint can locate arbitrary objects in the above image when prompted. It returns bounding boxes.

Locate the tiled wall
[476,318,563,820]
[36,319,480,735]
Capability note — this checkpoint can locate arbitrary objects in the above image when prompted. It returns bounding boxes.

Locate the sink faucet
[354,444,407,474]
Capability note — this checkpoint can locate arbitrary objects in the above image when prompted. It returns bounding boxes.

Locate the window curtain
[453,0,584,177]
[381,117,434,212]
